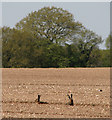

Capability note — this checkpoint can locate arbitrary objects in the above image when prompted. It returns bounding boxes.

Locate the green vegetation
[2,7,110,68]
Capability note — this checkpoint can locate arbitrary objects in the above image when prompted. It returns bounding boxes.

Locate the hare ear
[67,94,71,99]
[71,94,73,98]
[38,95,40,97]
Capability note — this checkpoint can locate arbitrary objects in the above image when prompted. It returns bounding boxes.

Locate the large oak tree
[16,6,81,44]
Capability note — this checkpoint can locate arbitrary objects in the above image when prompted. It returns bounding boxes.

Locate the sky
[1,2,110,49]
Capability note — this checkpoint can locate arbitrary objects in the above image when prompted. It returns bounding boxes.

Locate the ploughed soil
[2,68,110,118]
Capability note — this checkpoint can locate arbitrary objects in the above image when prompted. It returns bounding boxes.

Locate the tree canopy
[16,7,82,44]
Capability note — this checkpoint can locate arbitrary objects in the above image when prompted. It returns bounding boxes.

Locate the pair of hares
[35,94,74,106]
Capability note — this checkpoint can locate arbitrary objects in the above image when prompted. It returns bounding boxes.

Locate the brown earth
[2,68,110,118]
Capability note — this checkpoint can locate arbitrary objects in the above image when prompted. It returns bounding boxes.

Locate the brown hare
[67,94,74,106]
[35,95,48,104]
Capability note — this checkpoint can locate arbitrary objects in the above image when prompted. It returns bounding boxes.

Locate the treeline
[2,7,110,68]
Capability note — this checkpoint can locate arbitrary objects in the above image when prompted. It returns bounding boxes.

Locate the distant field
[2,68,110,118]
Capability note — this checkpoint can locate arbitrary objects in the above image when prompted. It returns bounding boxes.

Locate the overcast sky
[2,2,110,49]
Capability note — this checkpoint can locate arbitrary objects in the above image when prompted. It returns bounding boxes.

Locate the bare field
[2,68,110,118]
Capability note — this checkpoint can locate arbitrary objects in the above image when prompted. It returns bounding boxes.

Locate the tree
[87,49,101,67]
[16,6,81,44]
[64,44,81,67]
[105,34,111,50]
[2,27,37,67]
[100,50,110,67]
[72,28,103,67]
[2,27,15,67]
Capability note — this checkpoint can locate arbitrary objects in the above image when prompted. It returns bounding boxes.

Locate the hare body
[35,95,48,104]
